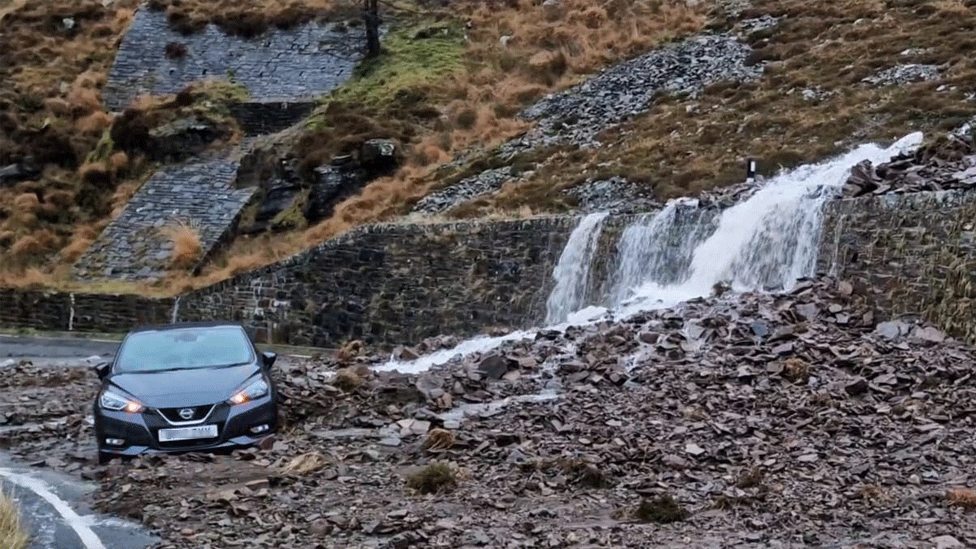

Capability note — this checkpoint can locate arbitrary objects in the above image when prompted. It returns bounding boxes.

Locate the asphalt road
[1,336,154,549]
[0,454,156,549]
[0,335,118,362]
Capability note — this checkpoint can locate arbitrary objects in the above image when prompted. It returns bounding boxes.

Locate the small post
[364,0,381,59]
[746,158,757,183]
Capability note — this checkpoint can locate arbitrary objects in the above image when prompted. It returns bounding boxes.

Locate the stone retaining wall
[0,289,174,333]
[9,191,976,347]
[104,5,361,111]
[176,217,579,348]
[817,190,976,342]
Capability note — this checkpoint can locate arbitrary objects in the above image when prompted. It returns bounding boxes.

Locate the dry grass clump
[947,487,976,509]
[280,451,330,475]
[146,0,342,37]
[421,428,455,451]
[634,494,688,523]
[161,219,202,270]
[0,490,29,549]
[405,463,457,494]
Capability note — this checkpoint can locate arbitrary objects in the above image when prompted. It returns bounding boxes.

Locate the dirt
[4,277,976,548]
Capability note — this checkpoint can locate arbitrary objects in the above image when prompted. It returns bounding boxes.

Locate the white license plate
[158,424,218,442]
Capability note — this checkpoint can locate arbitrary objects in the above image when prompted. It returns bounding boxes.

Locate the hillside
[3,0,976,293]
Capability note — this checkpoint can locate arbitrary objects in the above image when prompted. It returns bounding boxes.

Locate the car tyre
[97,450,113,465]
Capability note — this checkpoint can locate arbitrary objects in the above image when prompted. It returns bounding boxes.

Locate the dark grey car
[93,322,279,464]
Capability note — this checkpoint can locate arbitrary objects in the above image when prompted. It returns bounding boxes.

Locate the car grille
[144,404,232,449]
[157,404,214,423]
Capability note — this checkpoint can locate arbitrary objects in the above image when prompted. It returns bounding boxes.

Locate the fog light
[250,424,269,434]
[105,438,125,446]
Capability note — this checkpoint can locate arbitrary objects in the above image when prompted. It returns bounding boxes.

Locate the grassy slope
[15,0,975,294]
[456,0,976,214]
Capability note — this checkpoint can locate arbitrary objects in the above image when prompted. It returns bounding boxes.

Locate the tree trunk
[364,0,380,58]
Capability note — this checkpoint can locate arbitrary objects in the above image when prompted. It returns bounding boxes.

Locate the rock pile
[862,64,941,87]
[413,33,762,215]
[6,276,976,548]
[842,132,976,197]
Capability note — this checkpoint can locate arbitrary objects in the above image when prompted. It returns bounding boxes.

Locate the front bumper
[94,395,277,457]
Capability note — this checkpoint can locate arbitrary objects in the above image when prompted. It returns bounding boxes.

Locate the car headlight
[99,388,145,413]
[227,377,269,405]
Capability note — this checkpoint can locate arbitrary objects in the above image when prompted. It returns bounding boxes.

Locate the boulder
[148,116,226,162]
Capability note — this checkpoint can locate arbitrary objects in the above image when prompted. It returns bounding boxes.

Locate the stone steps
[72,160,256,281]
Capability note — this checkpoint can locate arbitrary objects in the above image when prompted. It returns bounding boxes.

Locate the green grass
[307,22,464,128]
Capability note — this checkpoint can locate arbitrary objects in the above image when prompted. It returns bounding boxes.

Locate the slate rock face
[103,6,362,111]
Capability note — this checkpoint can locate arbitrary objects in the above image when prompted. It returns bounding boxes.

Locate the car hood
[108,364,263,408]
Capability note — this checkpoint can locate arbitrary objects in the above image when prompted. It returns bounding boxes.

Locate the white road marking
[0,468,106,549]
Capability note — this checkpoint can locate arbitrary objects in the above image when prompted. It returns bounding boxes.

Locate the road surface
[1,335,155,549]
[0,335,118,362]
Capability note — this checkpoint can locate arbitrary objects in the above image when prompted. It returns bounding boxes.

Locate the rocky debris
[736,15,779,35]
[563,176,662,215]
[517,34,761,151]
[862,64,941,87]
[411,167,514,214]
[8,277,976,547]
[0,162,41,187]
[413,33,761,215]
[842,131,976,197]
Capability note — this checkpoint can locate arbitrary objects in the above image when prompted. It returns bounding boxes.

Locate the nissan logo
[178,408,195,420]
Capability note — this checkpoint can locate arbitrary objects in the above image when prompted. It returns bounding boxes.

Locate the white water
[545,212,608,324]
[379,132,924,374]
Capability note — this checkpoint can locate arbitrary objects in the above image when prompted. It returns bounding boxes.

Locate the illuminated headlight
[227,378,269,405]
[99,388,145,413]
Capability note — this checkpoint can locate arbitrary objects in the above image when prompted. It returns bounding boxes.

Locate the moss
[317,22,465,115]
[270,189,310,231]
[84,130,115,164]
[406,463,457,494]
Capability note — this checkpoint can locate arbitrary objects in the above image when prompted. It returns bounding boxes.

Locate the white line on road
[0,468,106,549]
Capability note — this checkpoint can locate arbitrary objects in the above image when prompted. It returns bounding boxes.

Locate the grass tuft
[405,463,457,495]
[634,494,688,523]
[280,451,330,475]
[0,490,29,549]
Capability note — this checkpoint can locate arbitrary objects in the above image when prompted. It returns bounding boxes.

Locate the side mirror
[93,361,112,380]
[262,351,277,369]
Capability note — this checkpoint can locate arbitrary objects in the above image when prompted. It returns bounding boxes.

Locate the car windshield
[116,326,254,372]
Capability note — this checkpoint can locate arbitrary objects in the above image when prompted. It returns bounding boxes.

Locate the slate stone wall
[73,160,257,280]
[227,102,318,136]
[0,289,174,333]
[175,217,580,348]
[103,5,361,111]
[818,190,976,342]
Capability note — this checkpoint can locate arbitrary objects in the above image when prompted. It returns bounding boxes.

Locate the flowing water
[379,132,924,374]
[545,212,608,325]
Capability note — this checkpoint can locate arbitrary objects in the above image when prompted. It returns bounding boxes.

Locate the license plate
[158,424,218,442]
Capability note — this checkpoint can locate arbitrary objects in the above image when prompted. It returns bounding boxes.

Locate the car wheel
[97,451,113,465]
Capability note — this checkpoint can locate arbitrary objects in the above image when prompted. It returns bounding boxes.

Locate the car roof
[127,321,247,335]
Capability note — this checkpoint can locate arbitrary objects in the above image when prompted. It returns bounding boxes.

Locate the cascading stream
[379,132,924,374]
[545,212,608,325]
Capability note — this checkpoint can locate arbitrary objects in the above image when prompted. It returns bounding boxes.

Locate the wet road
[1,335,154,549]
[0,455,157,549]
[0,335,118,362]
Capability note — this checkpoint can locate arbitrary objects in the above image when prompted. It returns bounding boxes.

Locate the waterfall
[379,132,924,373]
[618,132,923,314]
[545,212,608,325]
[609,200,717,308]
